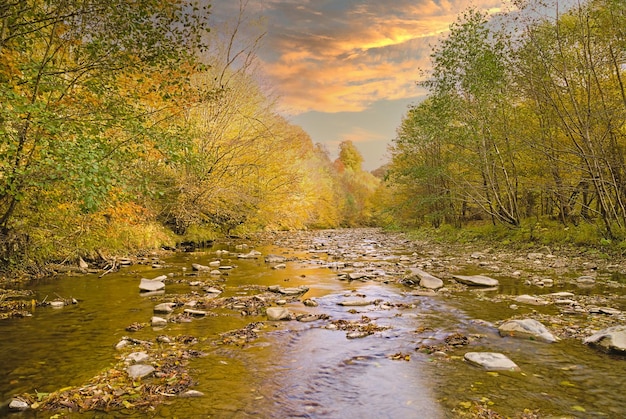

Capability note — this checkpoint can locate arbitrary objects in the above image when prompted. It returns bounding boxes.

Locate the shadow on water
[1,234,625,418]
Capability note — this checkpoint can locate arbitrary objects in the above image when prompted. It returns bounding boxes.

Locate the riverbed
[1,228,625,418]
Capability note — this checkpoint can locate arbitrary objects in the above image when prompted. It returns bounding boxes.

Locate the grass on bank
[401,218,626,259]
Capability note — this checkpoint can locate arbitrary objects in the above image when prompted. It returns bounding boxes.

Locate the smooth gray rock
[266,307,292,321]
[584,325,626,354]
[151,316,167,326]
[515,294,549,306]
[125,351,150,363]
[464,352,520,371]
[139,277,165,292]
[9,399,29,411]
[154,302,176,314]
[192,263,211,271]
[127,364,155,379]
[499,319,558,343]
[410,268,444,289]
[348,272,368,280]
[453,274,499,287]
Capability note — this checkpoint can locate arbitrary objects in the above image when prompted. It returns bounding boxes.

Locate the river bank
[1,228,625,418]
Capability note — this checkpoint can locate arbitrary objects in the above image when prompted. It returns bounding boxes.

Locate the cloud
[207,1,511,114]
[241,0,509,114]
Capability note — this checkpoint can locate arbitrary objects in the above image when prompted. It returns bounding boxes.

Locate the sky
[209,0,516,171]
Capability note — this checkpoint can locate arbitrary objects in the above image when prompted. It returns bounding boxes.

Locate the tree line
[0,0,378,271]
[383,0,626,241]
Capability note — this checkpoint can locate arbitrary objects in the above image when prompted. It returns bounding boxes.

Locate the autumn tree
[334,140,379,226]
[0,0,210,265]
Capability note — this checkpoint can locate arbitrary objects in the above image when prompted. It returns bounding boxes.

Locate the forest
[0,0,379,273]
[1,0,625,274]
[384,0,626,246]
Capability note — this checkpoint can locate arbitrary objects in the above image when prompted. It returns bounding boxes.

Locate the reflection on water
[0,239,625,418]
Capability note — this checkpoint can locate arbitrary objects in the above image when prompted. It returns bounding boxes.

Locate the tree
[0,0,210,264]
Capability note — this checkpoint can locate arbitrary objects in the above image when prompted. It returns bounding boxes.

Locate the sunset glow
[211,0,514,169]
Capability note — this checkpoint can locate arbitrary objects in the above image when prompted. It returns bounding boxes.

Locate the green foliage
[385,0,626,242]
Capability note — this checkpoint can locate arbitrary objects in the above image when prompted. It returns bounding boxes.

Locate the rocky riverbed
[2,228,626,418]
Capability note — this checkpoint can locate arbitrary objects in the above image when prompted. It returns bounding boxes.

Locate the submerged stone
[337,300,374,307]
[499,319,558,343]
[464,352,520,371]
[453,275,499,287]
[515,294,549,306]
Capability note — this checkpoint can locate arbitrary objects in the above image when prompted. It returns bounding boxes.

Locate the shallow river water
[1,229,625,418]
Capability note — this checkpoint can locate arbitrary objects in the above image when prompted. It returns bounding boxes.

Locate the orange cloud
[228,0,512,114]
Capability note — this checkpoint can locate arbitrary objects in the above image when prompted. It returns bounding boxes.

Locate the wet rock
[297,314,326,322]
[499,319,558,343]
[337,300,374,307]
[453,274,499,287]
[515,294,549,306]
[125,351,150,363]
[265,254,287,263]
[588,306,621,315]
[584,326,626,354]
[181,390,205,398]
[238,250,262,259]
[208,260,220,267]
[266,307,292,321]
[346,331,371,339]
[273,263,287,269]
[268,285,309,295]
[184,309,207,317]
[410,289,437,297]
[464,352,520,371]
[151,316,168,326]
[127,364,155,379]
[210,270,222,276]
[139,276,166,292]
[9,399,29,411]
[348,272,368,280]
[203,287,222,295]
[548,292,575,298]
[192,263,211,271]
[154,303,176,314]
[303,299,318,307]
[409,268,444,290]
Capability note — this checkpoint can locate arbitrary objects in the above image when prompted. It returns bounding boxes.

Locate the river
[1,229,625,418]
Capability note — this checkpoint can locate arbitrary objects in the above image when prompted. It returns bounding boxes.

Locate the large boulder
[464,352,520,371]
[584,325,626,354]
[453,274,499,287]
[499,319,558,343]
[409,268,444,290]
